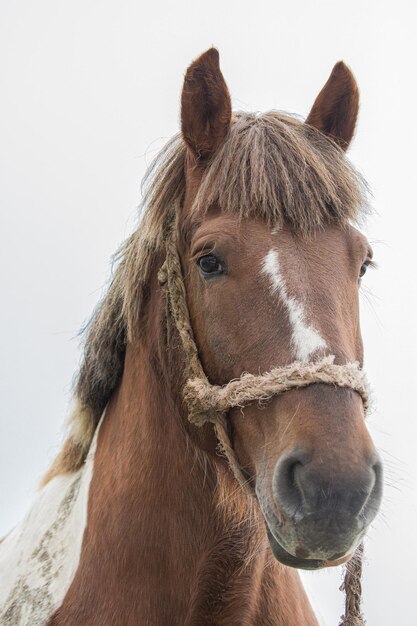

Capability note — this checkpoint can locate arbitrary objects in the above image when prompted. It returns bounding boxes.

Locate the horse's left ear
[306,61,359,151]
[181,48,232,163]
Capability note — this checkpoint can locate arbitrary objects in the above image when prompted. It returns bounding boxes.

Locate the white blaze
[262,248,327,361]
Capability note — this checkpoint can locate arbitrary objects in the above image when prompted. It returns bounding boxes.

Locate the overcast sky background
[0,1,416,624]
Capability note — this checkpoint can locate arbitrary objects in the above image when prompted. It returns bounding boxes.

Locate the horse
[0,48,382,626]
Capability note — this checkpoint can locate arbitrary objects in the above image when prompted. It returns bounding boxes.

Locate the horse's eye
[359,262,369,279]
[198,254,224,277]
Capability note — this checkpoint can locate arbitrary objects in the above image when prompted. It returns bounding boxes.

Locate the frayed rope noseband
[158,212,368,625]
[184,357,369,426]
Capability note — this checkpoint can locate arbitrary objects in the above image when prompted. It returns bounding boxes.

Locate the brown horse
[0,49,382,626]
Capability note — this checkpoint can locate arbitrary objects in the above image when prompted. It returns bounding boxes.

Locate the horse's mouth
[265,526,351,571]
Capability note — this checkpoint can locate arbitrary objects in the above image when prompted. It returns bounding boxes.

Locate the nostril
[292,461,307,497]
[273,451,309,520]
[360,457,383,523]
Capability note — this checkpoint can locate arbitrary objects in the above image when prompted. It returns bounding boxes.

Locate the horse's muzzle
[259,446,383,568]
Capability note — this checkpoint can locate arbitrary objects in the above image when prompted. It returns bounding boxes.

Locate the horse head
[177,48,382,570]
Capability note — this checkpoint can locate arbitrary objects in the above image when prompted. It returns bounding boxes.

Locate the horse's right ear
[181,48,232,163]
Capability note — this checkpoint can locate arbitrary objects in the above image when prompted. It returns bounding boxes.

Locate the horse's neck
[53,337,316,625]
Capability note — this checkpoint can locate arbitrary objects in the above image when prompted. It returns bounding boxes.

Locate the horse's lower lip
[265,527,350,570]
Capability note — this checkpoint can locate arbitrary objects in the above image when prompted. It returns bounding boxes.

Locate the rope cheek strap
[158,217,368,626]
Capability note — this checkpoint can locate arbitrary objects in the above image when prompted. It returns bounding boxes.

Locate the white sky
[0,1,416,624]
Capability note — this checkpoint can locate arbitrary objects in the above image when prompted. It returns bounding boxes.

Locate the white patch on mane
[262,249,327,361]
[0,415,104,626]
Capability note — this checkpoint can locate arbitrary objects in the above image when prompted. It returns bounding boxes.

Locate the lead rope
[339,542,365,625]
[158,212,366,626]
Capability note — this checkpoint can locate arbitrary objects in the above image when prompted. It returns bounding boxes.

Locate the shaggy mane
[42,111,368,483]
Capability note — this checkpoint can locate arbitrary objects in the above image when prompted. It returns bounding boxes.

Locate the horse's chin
[265,527,352,571]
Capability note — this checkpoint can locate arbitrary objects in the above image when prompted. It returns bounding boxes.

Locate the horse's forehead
[193,215,358,277]
[264,226,354,286]
[259,225,366,363]
[264,223,367,283]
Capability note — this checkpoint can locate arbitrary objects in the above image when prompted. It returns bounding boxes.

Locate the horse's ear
[306,61,359,151]
[181,48,232,162]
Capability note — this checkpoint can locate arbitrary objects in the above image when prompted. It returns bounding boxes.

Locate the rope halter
[158,217,369,483]
[158,213,369,626]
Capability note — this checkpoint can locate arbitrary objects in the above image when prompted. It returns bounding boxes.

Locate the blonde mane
[43,111,368,484]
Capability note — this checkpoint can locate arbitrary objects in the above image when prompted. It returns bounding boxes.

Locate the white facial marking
[262,249,327,362]
[0,415,104,625]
